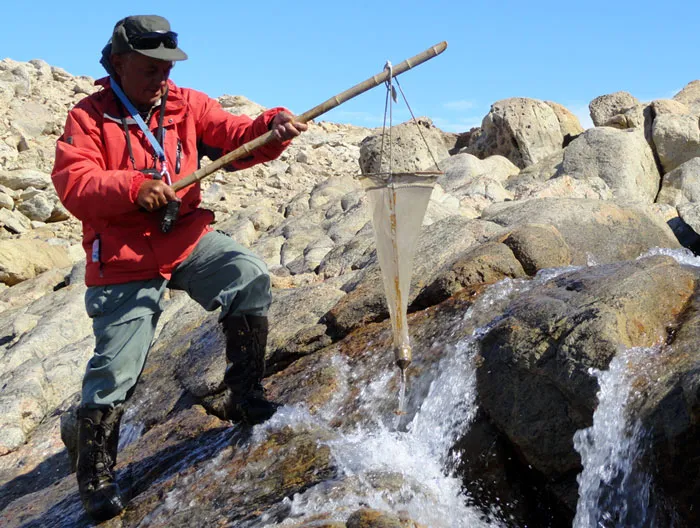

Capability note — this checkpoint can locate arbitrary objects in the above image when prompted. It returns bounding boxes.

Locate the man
[51,15,307,522]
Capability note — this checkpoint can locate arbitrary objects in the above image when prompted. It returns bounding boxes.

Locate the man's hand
[270,112,307,142]
[137,179,179,211]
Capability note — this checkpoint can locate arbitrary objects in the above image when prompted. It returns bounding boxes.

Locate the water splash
[392,370,407,431]
[266,334,495,528]
[573,347,657,527]
[639,246,700,268]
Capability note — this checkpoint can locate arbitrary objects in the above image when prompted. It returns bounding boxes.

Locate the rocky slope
[1,58,700,526]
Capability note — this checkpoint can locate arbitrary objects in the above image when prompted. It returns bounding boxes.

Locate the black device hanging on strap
[113,81,181,233]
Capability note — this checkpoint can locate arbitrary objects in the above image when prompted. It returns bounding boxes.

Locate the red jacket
[52,78,289,286]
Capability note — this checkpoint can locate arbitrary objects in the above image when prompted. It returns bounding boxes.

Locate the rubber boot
[221,314,280,425]
[76,406,125,522]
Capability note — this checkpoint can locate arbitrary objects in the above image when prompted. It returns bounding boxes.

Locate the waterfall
[572,247,700,526]
[260,334,499,527]
[572,347,655,527]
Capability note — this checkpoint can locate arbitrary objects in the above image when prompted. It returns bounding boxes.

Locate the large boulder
[629,288,700,525]
[482,198,680,264]
[589,91,640,126]
[546,100,585,137]
[555,127,660,203]
[0,239,72,285]
[657,157,700,206]
[436,153,519,192]
[467,98,564,169]
[672,79,700,114]
[0,169,52,191]
[652,113,700,173]
[476,255,696,508]
[359,118,449,174]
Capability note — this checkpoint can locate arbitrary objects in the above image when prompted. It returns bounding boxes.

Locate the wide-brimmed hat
[108,15,187,62]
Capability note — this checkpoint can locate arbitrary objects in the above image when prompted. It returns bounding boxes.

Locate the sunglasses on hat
[130,31,179,51]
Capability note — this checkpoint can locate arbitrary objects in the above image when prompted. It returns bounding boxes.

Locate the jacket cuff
[129,173,147,204]
[256,107,292,158]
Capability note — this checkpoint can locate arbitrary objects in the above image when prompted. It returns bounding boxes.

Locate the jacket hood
[100,43,118,78]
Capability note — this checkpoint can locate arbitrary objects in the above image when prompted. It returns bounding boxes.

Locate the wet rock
[476,256,696,509]
[628,289,700,525]
[412,241,526,308]
[346,508,404,527]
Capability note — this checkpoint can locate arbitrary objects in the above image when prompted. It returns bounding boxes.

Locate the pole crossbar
[171,41,447,193]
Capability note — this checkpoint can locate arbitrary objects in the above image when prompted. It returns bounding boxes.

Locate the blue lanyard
[110,77,170,181]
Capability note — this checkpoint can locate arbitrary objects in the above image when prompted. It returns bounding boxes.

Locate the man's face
[111,53,173,109]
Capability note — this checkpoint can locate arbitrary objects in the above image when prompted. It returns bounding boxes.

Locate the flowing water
[257,273,574,527]
[104,250,700,526]
[572,346,655,527]
[572,247,700,527]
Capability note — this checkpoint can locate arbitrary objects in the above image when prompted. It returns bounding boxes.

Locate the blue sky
[2,1,699,132]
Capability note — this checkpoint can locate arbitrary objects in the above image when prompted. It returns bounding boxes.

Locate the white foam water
[573,346,657,527]
[263,334,496,528]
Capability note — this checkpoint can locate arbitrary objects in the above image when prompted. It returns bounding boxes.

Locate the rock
[555,127,660,203]
[266,280,347,370]
[436,153,519,193]
[672,79,700,113]
[657,157,700,206]
[359,118,449,174]
[346,508,404,528]
[0,191,13,210]
[318,225,375,278]
[252,235,285,268]
[629,289,700,524]
[308,174,360,210]
[7,100,57,139]
[652,98,690,117]
[0,169,51,191]
[412,241,527,308]
[652,113,700,173]
[0,267,69,310]
[589,91,640,126]
[216,217,258,246]
[467,98,564,169]
[545,100,585,136]
[482,198,680,265]
[501,223,572,275]
[16,192,54,222]
[217,94,266,117]
[0,239,72,285]
[0,281,91,454]
[677,202,700,236]
[477,255,696,508]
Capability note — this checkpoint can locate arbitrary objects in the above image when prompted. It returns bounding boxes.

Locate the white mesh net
[360,172,438,367]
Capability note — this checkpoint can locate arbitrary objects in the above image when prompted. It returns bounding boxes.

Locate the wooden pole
[171,41,447,193]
